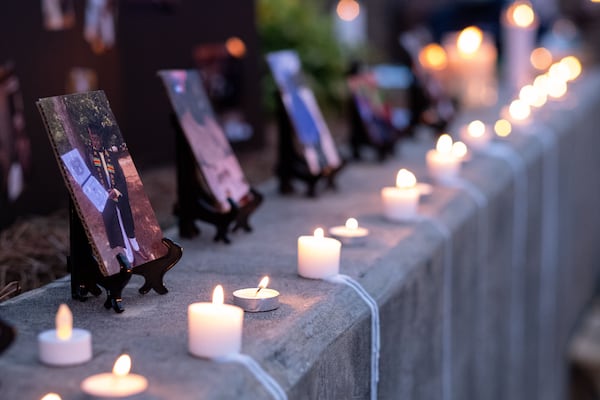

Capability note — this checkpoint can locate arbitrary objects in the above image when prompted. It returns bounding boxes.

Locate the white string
[216,353,288,400]
[325,273,379,400]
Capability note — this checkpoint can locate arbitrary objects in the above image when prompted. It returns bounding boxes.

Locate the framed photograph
[0,63,30,205]
[37,91,166,276]
[266,50,341,176]
[158,69,251,212]
[347,72,395,146]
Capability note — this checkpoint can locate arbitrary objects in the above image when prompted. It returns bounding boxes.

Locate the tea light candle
[188,285,243,359]
[81,354,148,398]
[381,169,420,221]
[233,276,280,312]
[502,1,538,91]
[298,228,341,279]
[460,120,492,151]
[328,218,369,246]
[40,393,62,400]
[38,304,92,366]
[426,134,461,183]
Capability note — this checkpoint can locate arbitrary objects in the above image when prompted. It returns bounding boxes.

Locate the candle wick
[255,287,263,296]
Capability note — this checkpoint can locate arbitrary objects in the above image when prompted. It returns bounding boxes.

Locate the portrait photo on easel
[37,91,166,276]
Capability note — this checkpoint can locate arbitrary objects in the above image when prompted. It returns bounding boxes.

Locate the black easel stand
[275,93,344,197]
[348,98,396,162]
[68,202,182,313]
[172,115,262,243]
[0,318,15,355]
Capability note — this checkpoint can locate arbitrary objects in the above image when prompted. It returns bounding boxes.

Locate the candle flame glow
[457,26,483,55]
[494,119,512,137]
[112,354,131,377]
[418,43,447,70]
[212,285,224,305]
[530,47,553,70]
[546,76,568,98]
[345,218,359,230]
[436,134,453,154]
[560,56,582,81]
[41,393,62,400]
[509,2,535,28]
[548,62,570,82]
[336,0,360,21]
[467,120,485,138]
[314,228,325,238]
[509,99,531,120]
[452,141,468,159]
[396,169,417,189]
[225,37,246,58]
[258,276,269,290]
[55,303,72,340]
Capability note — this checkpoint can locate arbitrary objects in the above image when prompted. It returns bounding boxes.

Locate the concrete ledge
[1,70,600,399]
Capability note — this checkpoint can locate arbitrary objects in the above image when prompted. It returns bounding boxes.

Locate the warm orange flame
[418,43,448,70]
[41,394,62,400]
[548,62,570,82]
[396,169,417,189]
[336,0,360,21]
[56,304,72,340]
[560,56,582,81]
[314,228,325,238]
[113,354,131,377]
[225,37,246,58]
[212,285,224,305]
[494,119,512,137]
[345,218,359,230]
[457,26,483,55]
[452,142,468,159]
[436,134,454,154]
[546,76,567,98]
[257,276,269,290]
[530,47,552,70]
[509,99,531,120]
[508,2,535,28]
[467,120,485,138]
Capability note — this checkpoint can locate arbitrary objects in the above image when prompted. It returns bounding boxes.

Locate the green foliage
[257,0,349,115]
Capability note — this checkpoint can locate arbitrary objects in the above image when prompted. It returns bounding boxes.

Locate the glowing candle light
[426,134,461,183]
[336,0,360,21]
[40,394,62,400]
[298,228,341,279]
[381,169,420,221]
[530,47,553,70]
[81,354,148,398]
[509,99,532,121]
[457,26,483,55]
[38,304,92,366]
[418,43,448,71]
[328,217,369,246]
[559,56,582,81]
[495,119,513,137]
[233,277,281,312]
[502,1,538,90]
[188,285,244,358]
[460,120,491,151]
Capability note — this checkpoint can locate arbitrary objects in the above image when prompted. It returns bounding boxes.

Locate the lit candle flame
[345,218,359,230]
[41,393,62,400]
[418,43,447,70]
[255,276,269,296]
[560,56,582,81]
[457,26,483,56]
[452,141,468,159]
[546,76,568,98]
[508,2,535,28]
[212,285,224,305]
[314,228,324,238]
[336,0,360,21]
[530,47,552,71]
[494,119,512,137]
[467,120,485,138]
[112,354,132,377]
[436,134,454,154]
[548,62,570,82]
[509,99,531,120]
[396,169,417,189]
[55,303,72,340]
[225,37,246,58]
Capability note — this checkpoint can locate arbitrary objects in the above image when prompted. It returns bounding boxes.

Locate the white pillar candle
[460,120,492,151]
[297,228,341,279]
[328,218,369,246]
[381,169,420,221]
[81,354,148,398]
[502,1,538,92]
[426,134,461,183]
[188,285,244,358]
[443,26,498,108]
[38,304,92,366]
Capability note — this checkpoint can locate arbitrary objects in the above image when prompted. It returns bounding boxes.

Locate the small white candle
[233,276,280,312]
[38,304,92,366]
[460,120,491,151]
[297,228,341,279]
[188,285,243,359]
[502,1,538,91]
[328,218,369,246]
[381,169,420,221]
[81,354,148,398]
[426,134,461,183]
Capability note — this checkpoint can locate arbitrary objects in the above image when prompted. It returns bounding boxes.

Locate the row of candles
[35,49,582,396]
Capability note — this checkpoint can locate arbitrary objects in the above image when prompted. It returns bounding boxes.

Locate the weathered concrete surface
[1,70,600,400]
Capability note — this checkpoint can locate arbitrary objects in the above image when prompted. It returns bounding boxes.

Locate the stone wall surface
[1,70,600,399]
